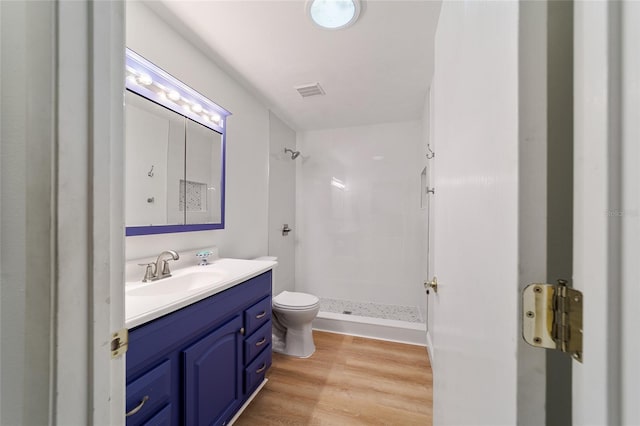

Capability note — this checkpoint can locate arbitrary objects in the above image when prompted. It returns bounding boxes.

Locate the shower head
[284,148,301,160]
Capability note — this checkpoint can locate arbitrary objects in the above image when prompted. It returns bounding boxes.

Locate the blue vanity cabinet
[183,315,243,426]
[126,271,272,426]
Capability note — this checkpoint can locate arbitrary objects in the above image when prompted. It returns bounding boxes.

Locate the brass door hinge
[111,328,129,359]
[522,280,583,363]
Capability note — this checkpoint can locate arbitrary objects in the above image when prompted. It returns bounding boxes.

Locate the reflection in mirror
[124,48,230,236]
[185,119,223,225]
[125,91,185,227]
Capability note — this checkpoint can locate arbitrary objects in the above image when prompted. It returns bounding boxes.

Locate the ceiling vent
[294,83,325,98]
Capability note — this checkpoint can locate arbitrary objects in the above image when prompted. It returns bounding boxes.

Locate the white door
[424,84,436,362]
[430,1,638,425]
[430,2,525,424]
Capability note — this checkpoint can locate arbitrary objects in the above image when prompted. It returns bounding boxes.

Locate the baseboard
[228,378,268,425]
[313,312,427,346]
[426,330,434,364]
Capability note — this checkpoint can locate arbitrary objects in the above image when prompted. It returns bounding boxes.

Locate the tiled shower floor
[319,298,425,324]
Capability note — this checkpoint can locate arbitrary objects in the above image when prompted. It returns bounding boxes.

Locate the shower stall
[268,114,427,345]
[293,121,427,345]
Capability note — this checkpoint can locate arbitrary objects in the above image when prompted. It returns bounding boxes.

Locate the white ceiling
[148,0,442,131]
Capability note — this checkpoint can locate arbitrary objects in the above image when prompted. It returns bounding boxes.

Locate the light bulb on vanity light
[211,113,221,123]
[191,103,203,113]
[138,73,153,86]
[167,90,180,101]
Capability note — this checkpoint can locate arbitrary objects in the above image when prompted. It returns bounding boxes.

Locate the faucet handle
[138,262,156,282]
[159,260,173,277]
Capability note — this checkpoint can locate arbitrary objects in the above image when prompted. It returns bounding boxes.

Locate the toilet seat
[273,291,319,311]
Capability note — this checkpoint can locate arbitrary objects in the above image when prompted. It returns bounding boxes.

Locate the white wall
[126,1,270,260]
[268,111,297,296]
[296,121,423,307]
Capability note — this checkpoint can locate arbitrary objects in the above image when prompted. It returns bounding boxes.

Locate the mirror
[185,119,223,225]
[124,48,230,236]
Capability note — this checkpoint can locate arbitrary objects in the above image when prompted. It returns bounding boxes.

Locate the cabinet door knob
[239,327,245,336]
[256,311,266,319]
[125,395,149,417]
[255,337,267,347]
[256,363,267,374]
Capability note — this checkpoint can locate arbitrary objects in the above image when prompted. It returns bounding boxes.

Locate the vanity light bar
[125,48,231,131]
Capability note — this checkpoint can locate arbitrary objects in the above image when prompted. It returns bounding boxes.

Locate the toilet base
[273,322,316,358]
[272,346,315,359]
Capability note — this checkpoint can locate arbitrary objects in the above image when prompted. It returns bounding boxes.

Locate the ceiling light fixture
[307,0,361,30]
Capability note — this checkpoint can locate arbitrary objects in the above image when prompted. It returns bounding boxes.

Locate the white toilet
[272,290,320,358]
[254,256,320,358]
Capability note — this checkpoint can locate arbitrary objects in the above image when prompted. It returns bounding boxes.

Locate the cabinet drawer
[141,404,171,426]
[244,343,272,393]
[244,319,272,364]
[244,296,271,336]
[126,360,171,425]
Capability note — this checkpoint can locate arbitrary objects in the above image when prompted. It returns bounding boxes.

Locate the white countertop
[125,258,277,329]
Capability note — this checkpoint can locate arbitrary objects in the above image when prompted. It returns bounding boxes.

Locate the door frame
[573,1,639,424]
[0,1,126,424]
[56,1,126,424]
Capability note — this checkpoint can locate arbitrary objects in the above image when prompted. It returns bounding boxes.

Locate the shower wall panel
[296,121,424,306]
[268,111,297,296]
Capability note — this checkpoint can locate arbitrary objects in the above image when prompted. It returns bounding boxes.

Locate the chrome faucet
[139,250,180,282]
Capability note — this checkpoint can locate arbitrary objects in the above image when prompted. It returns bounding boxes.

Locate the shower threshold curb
[313,311,427,347]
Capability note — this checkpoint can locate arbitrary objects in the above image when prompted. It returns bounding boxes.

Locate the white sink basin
[125,257,278,329]
[127,270,227,297]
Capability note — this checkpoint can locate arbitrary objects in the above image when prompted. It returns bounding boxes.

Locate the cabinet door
[183,315,242,426]
[141,404,171,426]
[126,360,171,426]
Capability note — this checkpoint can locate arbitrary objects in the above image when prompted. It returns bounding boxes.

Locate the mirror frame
[124,48,231,236]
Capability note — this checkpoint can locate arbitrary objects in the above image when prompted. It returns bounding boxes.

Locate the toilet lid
[273,291,319,310]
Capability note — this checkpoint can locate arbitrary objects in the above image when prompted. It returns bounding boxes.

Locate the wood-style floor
[236,331,433,426]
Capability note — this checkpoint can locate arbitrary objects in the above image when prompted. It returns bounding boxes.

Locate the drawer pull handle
[255,337,267,347]
[126,395,149,417]
[256,363,267,374]
[256,311,267,319]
